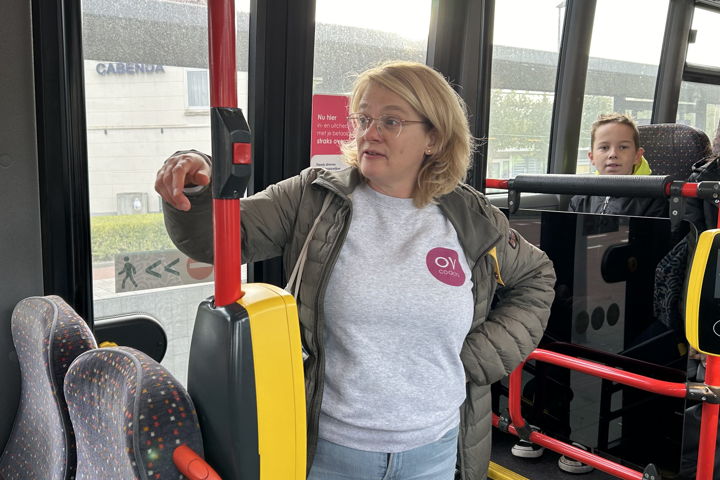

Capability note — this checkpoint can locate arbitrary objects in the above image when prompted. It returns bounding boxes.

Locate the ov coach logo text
[426,248,465,286]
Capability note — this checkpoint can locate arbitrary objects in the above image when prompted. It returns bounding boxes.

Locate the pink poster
[310,94,350,171]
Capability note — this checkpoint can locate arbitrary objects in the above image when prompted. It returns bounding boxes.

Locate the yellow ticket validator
[686,229,720,356]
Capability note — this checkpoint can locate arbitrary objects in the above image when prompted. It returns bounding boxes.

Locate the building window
[187,69,209,108]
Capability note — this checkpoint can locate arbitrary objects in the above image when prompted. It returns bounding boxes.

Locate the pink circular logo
[426,247,466,286]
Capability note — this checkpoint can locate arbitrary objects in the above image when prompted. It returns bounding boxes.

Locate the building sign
[96,63,165,76]
[310,94,350,171]
[115,249,213,292]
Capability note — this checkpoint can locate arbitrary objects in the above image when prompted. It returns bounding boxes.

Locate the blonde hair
[591,113,640,150]
[341,61,474,208]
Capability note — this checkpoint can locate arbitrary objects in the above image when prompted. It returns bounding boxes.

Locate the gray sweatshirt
[319,183,474,452]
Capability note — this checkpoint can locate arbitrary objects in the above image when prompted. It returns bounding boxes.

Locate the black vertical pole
[32,0,94,324]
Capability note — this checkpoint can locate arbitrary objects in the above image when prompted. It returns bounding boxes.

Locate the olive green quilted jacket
[163,165,556,479]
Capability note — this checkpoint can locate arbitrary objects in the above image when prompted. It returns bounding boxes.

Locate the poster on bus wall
[310,94,350,171]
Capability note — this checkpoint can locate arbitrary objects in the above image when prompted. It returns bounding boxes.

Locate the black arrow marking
[145,260,161,278]
[165,258,180,276]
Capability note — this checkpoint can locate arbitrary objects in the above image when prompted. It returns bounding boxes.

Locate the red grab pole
[698,358,720,479]
[208,0,243,306]
[208,0,237,109]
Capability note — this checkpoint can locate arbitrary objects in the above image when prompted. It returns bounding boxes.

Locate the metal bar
[547,0,596,174]
[652,0,693,123]
[528,432,643,480]
[427,0,494,190]
[664,181,699,198]
[501,348,690,479]
[683,63,720,87]
[488,174,671,198]
[486,177,720,201]
[32,0,94,323]
[247,0,315,286]
[485,179,509,190]
[697,357,720,480]
[492,414,643,479]
[212,199,242,306]
[523,349,687,397]
[208,0,237,108]
[208,0,243,306]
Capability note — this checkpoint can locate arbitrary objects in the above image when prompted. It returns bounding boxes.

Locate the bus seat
[64,346,219,480]
[638,123,711,179]
[0,296,96,480]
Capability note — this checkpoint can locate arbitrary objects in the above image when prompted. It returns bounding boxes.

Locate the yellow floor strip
[488,461,530,480]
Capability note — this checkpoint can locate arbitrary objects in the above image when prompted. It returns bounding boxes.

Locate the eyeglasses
[347,113,428,138]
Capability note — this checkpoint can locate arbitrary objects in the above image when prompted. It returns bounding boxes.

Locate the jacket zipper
[600,195,610,214]
[442,186,500,479]
[307,188,353,467]
[458,399,467,480]
[457,239,502,480]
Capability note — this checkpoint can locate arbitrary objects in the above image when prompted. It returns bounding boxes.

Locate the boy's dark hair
[590,113,640,150]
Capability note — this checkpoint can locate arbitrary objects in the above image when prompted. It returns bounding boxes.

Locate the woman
[155,60,556,480]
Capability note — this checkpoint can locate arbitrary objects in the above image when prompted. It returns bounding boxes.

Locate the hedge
[91,213,176,263]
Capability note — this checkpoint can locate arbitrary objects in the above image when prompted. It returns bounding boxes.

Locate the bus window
[82,0,251,384]
[678,7,720,136]
[678,81,720,136]
[577,0,668,173]
[311,0,431,170]
[686,7,720,68]
[487,0,563,180]
[313,0,431,94]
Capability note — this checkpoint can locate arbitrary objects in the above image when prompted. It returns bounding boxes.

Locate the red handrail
[512,349,687,401]
[487,176,720,479]
[492,414,645,480]
[487,177,711,198]
[208,0,243,307]
[666,181,699,198]
[500,349,688,479]
[485,179,509,190]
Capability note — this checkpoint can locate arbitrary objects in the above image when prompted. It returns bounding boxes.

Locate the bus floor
[490,430,615,480]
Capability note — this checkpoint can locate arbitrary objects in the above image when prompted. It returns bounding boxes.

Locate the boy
[512,114,667,474]
[569,113,667,217]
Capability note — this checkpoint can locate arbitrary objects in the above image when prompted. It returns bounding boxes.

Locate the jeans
[307,426,459,480]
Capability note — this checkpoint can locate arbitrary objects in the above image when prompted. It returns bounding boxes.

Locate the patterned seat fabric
[0,295,97,480]
[641,124,710,330]
[64,346,205,480]
[638,123,711,179]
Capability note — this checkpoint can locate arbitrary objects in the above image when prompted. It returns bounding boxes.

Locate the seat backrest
[0,295,96,480]
[64,346,206,480]
[638,123,711,180]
